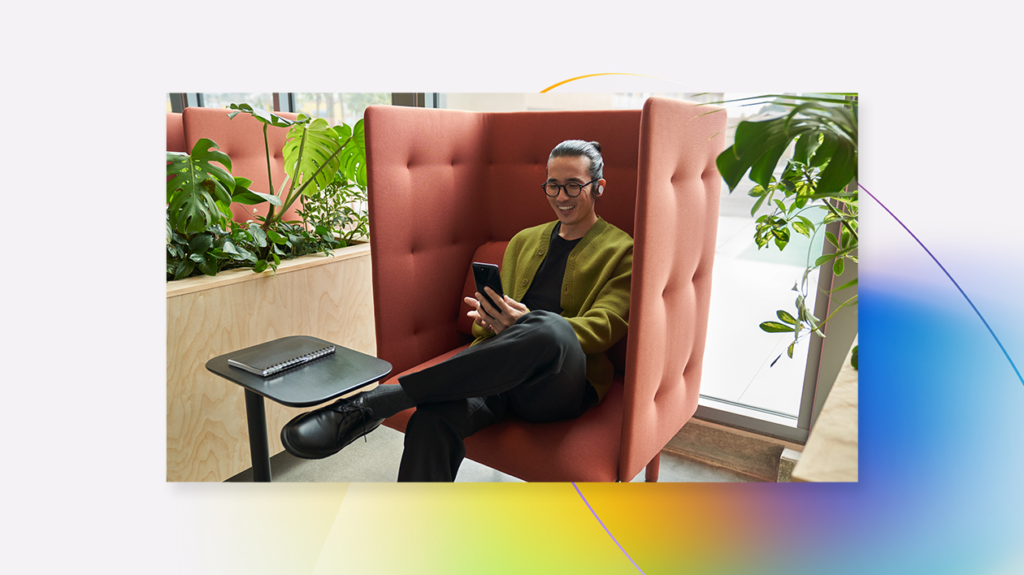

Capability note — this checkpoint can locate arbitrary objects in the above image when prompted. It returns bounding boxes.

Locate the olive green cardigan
[472,217,633,403]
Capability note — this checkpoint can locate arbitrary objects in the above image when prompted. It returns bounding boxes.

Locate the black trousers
[396,310,594,481]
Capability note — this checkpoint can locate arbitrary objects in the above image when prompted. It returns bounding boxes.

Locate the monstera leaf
[283,116,346,197]
[351,119,367,188]
[717,100,857,197]
[166,138,236,235]
[333,119,367,189]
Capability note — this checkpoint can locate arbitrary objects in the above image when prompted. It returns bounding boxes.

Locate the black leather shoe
[280,394,384,459]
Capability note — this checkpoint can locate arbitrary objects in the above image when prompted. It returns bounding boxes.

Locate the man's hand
[465,287,530,335]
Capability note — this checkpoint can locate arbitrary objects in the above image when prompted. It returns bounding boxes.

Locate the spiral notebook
[228,338,336,378]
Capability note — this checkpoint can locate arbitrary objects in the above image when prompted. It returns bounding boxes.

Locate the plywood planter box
[166,243,375,482]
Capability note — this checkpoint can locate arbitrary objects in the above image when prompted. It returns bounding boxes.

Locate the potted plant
[715,94,858,366]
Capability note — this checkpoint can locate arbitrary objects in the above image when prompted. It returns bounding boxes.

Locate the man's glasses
[541,179,598,198]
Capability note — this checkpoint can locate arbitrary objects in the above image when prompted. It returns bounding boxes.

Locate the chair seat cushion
[381,345,624,482]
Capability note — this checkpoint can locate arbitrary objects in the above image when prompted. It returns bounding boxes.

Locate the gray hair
[549,140,604,182]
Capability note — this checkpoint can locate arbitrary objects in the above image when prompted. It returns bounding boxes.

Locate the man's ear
[596,179,606,196]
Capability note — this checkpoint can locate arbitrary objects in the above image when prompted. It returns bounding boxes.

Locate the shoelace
[330,399,376,443]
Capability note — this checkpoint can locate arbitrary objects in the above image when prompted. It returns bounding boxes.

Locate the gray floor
[227,425,762,483]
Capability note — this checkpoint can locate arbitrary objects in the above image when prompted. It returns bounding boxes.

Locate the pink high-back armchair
[364,97,725,481]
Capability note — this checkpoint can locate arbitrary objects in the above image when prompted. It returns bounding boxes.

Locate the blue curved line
[571,482,646,574]
[861,184,1023,385]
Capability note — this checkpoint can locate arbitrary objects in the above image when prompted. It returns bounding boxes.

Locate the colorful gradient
[170,90,1024,574]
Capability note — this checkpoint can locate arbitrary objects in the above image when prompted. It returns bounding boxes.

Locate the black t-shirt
[521,223,582,314]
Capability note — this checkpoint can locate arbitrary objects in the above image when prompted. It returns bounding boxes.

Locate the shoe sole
[280,415,384,460]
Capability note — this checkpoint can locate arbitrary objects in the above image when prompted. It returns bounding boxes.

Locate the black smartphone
[471,262,504,317]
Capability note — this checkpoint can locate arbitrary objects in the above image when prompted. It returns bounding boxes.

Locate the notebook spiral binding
[265,345,336,376]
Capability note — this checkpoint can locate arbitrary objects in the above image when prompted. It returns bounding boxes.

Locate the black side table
[206,336,392,482]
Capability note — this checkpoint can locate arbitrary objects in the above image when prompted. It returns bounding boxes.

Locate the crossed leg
[395,310,591,481]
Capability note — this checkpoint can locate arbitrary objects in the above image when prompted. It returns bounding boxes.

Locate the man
[281,140,632,481]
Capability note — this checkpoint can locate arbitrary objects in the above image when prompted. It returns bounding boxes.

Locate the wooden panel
[792,339,858,482]
[166,243,371,298]
[166,246,376,482]
[665,419,785,482]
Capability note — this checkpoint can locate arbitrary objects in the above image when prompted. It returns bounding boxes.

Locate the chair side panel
[622,97,727,480]
[167,113,186,153]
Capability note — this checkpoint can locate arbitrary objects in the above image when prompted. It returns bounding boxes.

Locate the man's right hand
[466,288,529,336]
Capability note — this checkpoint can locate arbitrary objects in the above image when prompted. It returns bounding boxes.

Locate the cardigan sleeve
[470,316,494,340]
[565,244,632,355]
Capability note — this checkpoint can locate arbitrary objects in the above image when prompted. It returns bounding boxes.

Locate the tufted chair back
[182,107,300,225]
[365,97,725,481]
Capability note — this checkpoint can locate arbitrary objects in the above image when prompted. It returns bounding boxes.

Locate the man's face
[545,155,603,236]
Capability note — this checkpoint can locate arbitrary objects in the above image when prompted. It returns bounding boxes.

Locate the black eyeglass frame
[541,179,599,198]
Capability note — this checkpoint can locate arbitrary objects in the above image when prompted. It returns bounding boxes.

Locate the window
[168,92,392,122]
[201,92,274,111]
[292,93,390,124]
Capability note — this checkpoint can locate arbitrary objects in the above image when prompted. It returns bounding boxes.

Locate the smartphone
[471,262,504,317]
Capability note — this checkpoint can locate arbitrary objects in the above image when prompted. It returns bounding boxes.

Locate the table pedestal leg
[244,390,272,482]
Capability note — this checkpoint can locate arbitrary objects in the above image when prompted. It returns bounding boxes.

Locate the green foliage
[167,102,370,281]
[717,97,857,197]
[166,216,343,281]
[340,120,368,188]
[227,103,296,129]
[284,117,348,196]
[716,94,859,362]
[166,139,236,235]
[296,170,369,245]
[227,104,365,229]
[167,140,280,236]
